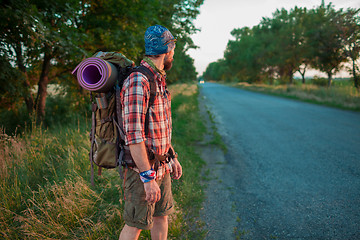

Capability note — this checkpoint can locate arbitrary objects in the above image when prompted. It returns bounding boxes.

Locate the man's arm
[129,141,151,172]
[129,141,161,204]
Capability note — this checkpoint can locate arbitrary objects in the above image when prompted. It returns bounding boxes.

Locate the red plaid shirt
[120,60,172,157]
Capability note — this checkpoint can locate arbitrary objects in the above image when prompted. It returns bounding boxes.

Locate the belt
[121,148,171,169]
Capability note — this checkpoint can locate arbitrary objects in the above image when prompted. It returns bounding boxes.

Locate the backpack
[73,51,156,185]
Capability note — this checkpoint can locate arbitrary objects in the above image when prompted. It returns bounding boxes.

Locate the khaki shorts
[123,168,175,230]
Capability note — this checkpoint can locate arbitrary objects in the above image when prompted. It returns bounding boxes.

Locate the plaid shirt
[120,60,173,177]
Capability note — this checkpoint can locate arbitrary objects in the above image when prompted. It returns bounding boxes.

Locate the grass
[0,83,207,239]
[233,217,249,240]
[205,109,228,153]
[229,80,360,111]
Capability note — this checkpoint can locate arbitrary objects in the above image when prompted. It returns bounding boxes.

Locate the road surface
[198,82,360,239]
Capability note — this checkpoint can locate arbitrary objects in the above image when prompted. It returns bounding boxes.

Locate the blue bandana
[145,25,176,55]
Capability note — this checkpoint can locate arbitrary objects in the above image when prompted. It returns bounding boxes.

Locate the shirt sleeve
[121,72,150,145]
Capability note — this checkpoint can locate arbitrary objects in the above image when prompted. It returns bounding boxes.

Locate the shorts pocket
[124,200,155,230]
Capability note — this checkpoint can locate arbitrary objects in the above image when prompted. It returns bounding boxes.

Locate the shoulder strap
[137,65,156,136]
[135,65,156,106]
[132,65,157,136]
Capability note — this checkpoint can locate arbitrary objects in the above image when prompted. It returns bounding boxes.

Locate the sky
[187,0,360,77]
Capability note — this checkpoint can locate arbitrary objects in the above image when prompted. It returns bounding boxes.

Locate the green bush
[44,87,90,128]
[311,76,329,86]
[0,85,90,135]
[0,106,31,135]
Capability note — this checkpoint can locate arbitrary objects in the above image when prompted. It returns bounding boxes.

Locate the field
[0,83,208,239]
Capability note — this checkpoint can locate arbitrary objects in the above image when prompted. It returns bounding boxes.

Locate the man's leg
[150,215,168,240]
[119,224,142,240]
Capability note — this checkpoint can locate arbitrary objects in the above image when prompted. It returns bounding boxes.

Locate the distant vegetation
[203,3,360,90]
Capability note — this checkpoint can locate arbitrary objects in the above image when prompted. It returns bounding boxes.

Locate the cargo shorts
[123,168,175,230]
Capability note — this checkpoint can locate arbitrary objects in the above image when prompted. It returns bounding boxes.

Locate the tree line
[0,0,203,122]
[203,3,360,89]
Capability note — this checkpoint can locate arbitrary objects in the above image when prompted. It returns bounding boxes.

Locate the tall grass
[0,122,104,239]
[0,83,207,239]
[234,80,360,111]
[169,84,207,239]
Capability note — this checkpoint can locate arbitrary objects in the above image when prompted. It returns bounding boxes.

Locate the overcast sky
[187,0,360,77]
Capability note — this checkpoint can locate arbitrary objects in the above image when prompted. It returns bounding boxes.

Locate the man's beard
[164,57,173,71]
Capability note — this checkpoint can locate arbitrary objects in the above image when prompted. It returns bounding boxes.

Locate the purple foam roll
[72,57,118,93]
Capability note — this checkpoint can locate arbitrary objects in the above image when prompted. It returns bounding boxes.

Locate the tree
[219,7,311,84]
[82,0,203,69]
[223,26,266,82]
[336,8,360,89]
[167,39,198,83]
[259,7,310,84]
[306,3,347,86]
[0,0,37,112]
[0,0,203,125]
[1,0,86,122]
[293,7,312,84]
[203,59,227,81]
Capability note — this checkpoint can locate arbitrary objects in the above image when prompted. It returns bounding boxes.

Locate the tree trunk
[297,68,305,84]
[288,70,294,85]
[301,72,305,84]
[35,50,52,123]
[298,64,307,84]
[14,43,34,113]
[269,78,274,85]
[327,72,332,87]
[352,58,359,90]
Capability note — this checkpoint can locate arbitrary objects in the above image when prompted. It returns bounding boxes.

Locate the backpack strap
[134,65,157,136]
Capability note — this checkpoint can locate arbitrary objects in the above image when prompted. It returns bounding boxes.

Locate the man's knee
[151,216,168,240]
[119,224,142,240]
[153,215,168,224]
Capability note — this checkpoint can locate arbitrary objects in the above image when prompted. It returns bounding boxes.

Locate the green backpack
[88,52,156,185]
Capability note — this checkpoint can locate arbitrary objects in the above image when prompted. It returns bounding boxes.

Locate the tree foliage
[204,3,360,89]
[336,8,360,88]
[0,0,203,123]
[306,3,346,86]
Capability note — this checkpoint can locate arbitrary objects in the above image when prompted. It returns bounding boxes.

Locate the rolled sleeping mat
[72,57,118,93]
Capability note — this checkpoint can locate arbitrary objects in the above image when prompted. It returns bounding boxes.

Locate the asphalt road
[198,82,360,240]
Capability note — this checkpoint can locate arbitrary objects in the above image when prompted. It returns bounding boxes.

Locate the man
[119,25,182,240]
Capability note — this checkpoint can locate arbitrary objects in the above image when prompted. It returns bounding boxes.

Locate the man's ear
[162,52,169,61]
[164,48,174,58]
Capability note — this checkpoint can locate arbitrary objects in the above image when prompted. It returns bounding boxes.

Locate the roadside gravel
[197,93,238,239]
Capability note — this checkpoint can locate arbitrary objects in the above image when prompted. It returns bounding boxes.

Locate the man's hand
[171,158,182,179]
[144,180,161,204]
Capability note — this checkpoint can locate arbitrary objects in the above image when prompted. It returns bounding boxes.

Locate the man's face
[164,48,175,71]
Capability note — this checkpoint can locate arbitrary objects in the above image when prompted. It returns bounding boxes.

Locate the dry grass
[234,82,360,111]
[169,83,198,96]
[18,178,101,239]
[0,129,26,180]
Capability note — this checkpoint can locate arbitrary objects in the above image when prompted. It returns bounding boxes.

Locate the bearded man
[119,25,182,240]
